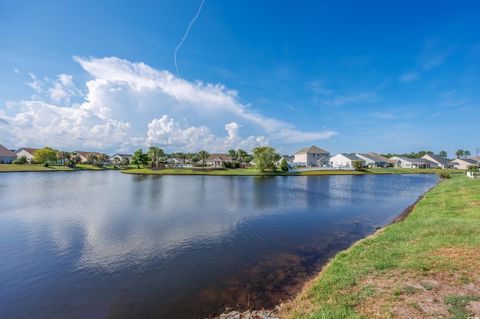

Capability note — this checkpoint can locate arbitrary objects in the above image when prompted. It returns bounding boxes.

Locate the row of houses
[290,145,480,170]
[0,144,134,164]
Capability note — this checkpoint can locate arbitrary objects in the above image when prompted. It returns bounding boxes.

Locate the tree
[439,151,447,158]
[252,146,279,172]
[67,153,81,167]
[57,151,71,165]
[279,158,289,172]
[34,147,58,164]
[464,150,471,158]
[352,160,364,171]
[237,149,248,167]
[198,150,209,170]
[228,149,238,167]
[131,149,150,168]
[455,149,464,159]
[148,146,165,168]
[13,156,27,164]
[97,154,109,167]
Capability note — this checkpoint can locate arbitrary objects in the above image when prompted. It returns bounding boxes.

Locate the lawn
[280,175,480,318]
[0,164,75,172]
[0,164,114,172]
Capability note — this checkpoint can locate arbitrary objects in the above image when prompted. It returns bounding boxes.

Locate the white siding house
[355,153,388,168]
[330,153,365,168]
[390,156,437,168]
[293,146,330,167]
[15,148,39,163]
[422,154,453,169]
[450,158,478,170]
[206,154,232,168]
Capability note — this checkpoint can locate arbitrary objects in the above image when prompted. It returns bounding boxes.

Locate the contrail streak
[174,0,205,77]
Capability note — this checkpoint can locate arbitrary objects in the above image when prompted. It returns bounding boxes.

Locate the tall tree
[148,146,165,168]
[455,149,464,159]
[228,149,238,164]
[279,158,289,172]
[464,150,471,158]
[439,151,447,158]
[252,146,279,172]
[198,150,209,170]
[237,149,248,167]
[131,149,150,168]
[34,147,58,164]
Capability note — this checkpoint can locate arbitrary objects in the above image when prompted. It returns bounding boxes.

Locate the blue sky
[1,0,479,156]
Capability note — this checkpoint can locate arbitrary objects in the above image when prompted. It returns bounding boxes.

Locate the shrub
[438,172,450,179]
[352,160,365,171]
[13,156,28,164]
[43,162,50,167]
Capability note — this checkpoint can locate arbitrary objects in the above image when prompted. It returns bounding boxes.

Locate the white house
[0,144,17,164]
[450,158,478,170]
[206,154,232,168]
[390,156,436,168]
[355,153,388,168]
[15,148,39,163]
[330,153,365,168]
[422,154,453,169]
[293,145,330,167]
[75,151,103,163]
[111,153,132,164]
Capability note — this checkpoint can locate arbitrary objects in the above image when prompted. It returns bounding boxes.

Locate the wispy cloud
[174,0,205,77]
[399,71,419,83]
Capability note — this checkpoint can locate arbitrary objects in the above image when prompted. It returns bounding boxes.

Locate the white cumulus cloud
[1,56,337,152]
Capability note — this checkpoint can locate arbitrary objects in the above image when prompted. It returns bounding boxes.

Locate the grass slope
[280,175,480,318]
[0,164,114,172]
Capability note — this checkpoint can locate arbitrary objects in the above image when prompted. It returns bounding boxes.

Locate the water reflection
[0,172,437,319]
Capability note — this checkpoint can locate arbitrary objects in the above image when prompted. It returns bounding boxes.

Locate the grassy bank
[121,167,463,176]
[0,164,113,172]
[280,175,480,318]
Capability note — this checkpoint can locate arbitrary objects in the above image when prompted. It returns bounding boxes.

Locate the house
[111,153,132,163]
[421,154,453,169]
[206,154,232,168]
[0,144,17,164]
[75,151,103,163]
[276,156,294,166]
[293,145,330,167]
[355,153,389,168]
[330,153,365,168]
[15,148,39,163]
[390,156,437,168]
[450,158,478,170]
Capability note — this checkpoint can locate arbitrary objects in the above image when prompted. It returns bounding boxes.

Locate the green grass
[281,175,480,318]
[121,167,464,177]
[0,164,114,172]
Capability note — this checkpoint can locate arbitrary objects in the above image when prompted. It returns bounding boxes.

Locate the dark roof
[357,153,387,162]
[294,145,329,155]
[423,154,450,165]
[451,158,478,165]
[0,144,16,157]
[339,153,363,161]
[391,156,433,164]
[367,152,390,162]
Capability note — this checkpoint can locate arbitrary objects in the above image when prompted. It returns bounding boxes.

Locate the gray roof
[340,153,363,161]
[451,158,478,165]
[0,144,17,157]
[392,156,435,165]
[423,154,450,165]
[357,153,387,162]
[294,145,329,155]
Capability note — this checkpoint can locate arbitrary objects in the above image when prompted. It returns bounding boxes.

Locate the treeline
[381,149,474,159]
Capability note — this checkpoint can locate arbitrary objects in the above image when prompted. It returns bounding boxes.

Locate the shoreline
[212,179,442,319]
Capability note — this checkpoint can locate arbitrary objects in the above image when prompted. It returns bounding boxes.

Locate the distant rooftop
[294,145,329,155]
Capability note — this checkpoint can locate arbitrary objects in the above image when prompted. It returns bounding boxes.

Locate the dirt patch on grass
[355,270,480,318]
[431,246,480,271]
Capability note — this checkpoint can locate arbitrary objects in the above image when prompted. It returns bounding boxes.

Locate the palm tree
[228,149,238,168]
[148,146,165,168]
[198,150,209,170]
[455,149,464,159]
[439,151,447,158]
[464,150,471,158]
[237,149,248,168]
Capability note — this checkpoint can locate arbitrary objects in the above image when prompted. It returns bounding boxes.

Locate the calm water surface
[0,171,437,318]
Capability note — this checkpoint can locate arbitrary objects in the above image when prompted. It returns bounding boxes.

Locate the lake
[0,171,437,319]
